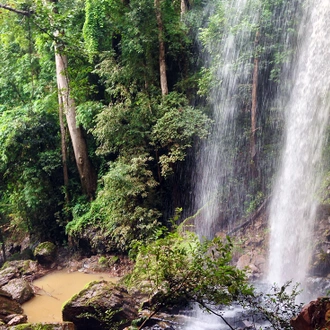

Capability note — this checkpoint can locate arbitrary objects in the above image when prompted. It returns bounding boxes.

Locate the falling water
[185,0,330,328]
[193,0,261,238]
[268,0,330,286]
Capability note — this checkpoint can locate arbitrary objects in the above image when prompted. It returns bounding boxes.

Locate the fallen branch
[31,284,60,300]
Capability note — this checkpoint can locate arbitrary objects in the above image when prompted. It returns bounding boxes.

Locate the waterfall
[193,0,261,238]
[268,0,330,286]
[186,0,330,327]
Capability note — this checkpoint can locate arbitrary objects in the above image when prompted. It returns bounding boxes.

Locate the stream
[22,270,118,323]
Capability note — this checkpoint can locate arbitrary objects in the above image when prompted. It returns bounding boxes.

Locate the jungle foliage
[0,0,210,249]
[0,0,304,253]
[0,1,309,327]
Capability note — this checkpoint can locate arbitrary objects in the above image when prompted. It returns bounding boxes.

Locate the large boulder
[291,297,330,330]
[2,278,34,304]
[62,281,138,330]
[34,242,57,266]
[0,288,23,321]
[0,260,39,287]
[0,266,19,287]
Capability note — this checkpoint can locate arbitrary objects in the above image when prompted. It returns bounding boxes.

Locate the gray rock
[2,279,34,304]
[0,267,18,287]
[6,314,27,326]
[0,288,23,321]
[0,260,38,284]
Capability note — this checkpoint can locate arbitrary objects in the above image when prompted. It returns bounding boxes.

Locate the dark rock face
[62,281,138,330]
[34,242,57,265]
[291,297,330,330]
[2,278,34,304]
[0,289,23,320]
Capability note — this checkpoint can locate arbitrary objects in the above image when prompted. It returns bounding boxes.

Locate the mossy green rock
[33,242,57,265]
[62,281,138,330]
[9,322,75,329]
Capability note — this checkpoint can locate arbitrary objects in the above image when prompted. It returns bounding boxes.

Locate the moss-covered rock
[34,242,57,266]
[9,322,75,329]
[62,281,138,330]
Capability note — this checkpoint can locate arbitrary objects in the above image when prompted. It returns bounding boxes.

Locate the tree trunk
[0,233,6,263]
[154,0,168,96]
[180,0,187,19]
[58,97,70,202]
[55,50,97,199]
[0,2,97,199]
[250,30,259,174]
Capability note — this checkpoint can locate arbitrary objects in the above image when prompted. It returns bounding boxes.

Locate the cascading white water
[185,0,330,328]
[193,0,261,238]
[268,0,330,286]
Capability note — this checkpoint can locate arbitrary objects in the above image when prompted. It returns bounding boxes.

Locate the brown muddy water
[22,270,118,323]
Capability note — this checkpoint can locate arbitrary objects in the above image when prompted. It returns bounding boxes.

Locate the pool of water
[22,270,118,323]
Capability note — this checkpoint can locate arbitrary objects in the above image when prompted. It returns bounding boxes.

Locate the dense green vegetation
[0,0,302,254]
[0,1,318,328]
[0,0,210,251]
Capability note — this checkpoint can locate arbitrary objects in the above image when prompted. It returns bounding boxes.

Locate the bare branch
[0,3,34,16]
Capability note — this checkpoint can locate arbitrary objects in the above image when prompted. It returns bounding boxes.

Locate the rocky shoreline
[0,239,134,329]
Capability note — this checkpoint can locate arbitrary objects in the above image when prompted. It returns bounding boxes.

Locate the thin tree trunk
[0,2,97,199]
[180,0,187,19]
[250,30,259,170]
[58,96,70,203]
[1,242,5,263]
[0,223,6,263]
[154,0,168,96]
[55,51,97,199]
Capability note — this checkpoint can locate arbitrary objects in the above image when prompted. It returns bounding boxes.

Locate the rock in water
[0,289,23,321]
[2,278,34,304]
[62,281,138,330]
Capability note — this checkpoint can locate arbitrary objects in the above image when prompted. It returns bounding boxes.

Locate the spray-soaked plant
[126,231,253,329]
[125,227,303,329]
[239,281,303,330]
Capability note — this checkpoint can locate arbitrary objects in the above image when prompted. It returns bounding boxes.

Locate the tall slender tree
[154,0,168,96]
[0,1,97,199]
